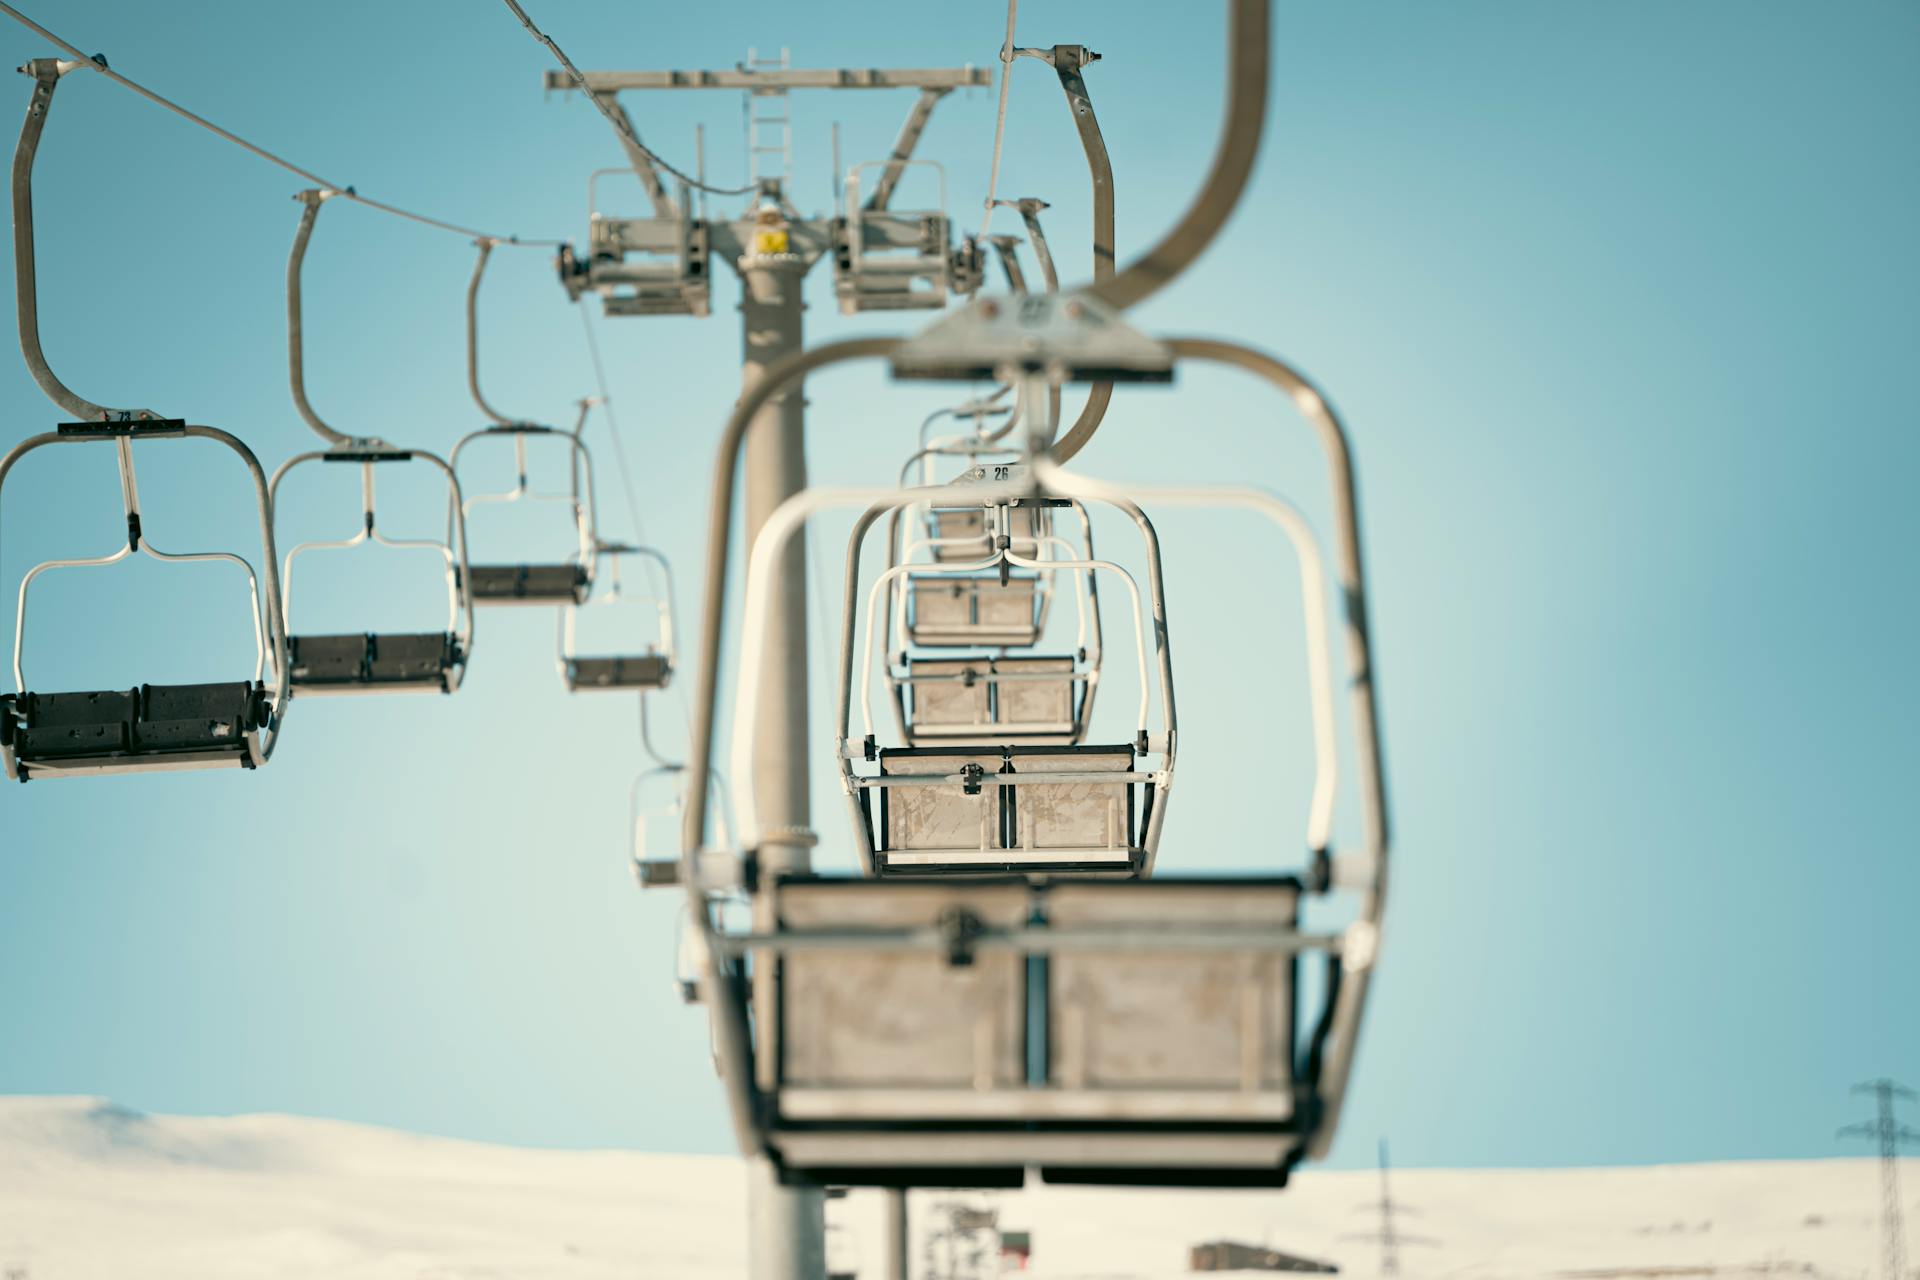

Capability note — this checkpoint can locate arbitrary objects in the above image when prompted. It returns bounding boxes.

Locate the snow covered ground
[0,1095,1904,1279]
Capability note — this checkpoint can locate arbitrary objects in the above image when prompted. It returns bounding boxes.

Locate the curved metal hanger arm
[678,337,900,1157]
[1164,335,1388,1158]
[467,238,523,426]
[1005,45,1118,462]
[286,188,349,445]
[1077,0,1267,314]
[1008,198,1059,290]
[12,60,155,422]
[986,235,1028,294]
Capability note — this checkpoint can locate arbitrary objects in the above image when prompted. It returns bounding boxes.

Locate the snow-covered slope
[0,1096,1902,1278]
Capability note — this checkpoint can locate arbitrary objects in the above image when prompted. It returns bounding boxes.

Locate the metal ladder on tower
[743,47,793,191]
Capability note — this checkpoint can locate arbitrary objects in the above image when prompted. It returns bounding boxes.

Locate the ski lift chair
[0,424,288,781]
[731,460,1351,1184]
[832,160,955,314]
[452,239,600,607]
[270,444,473,696]
[274,189,475,697]
[558,169,710,318]
[669,4,1387,1188]
[670,323,1382,1188]
[559,542,675,691]
[0,61,289,780]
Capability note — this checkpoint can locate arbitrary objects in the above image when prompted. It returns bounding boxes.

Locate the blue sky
[0,0,1915,1172]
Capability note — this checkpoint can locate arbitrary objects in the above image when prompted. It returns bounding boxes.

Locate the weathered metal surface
[1006,750,1132,850]
[994,656,1076,728]
[881,752,1002,851]
[1048,883,1298,1091]
[908,660,990,727]
[775,883,1027,1089]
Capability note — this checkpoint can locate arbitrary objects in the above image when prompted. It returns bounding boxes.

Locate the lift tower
[545,58,989,1280]
[1841,1079,1920,1280]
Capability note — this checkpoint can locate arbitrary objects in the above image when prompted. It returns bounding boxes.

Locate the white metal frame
[0,61,289,778]
[448,426,599,605]
[0,425,291,778]
[669,330,1387,1189]
[270,445,475,697]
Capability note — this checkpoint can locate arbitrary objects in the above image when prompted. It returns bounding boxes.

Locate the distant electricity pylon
[1839,1079,1920,1280]
[1343,1139,1437,1275]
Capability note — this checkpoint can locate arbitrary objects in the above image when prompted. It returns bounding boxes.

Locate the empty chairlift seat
[273,191,474,697]
[865,744,1146,875]
[467,560,590,605]
[2,682,272,780]
[904,655,1082,744]
[925,504,1043,563]
[557,542,676,692]
[0,421,290,782]
[565,652,669,690]
[285,632,462,694]
[452,426,598,608]
[457,240,602,607]
[757,875,1308,1187]
[0,69,291,778]
[269,443,474,698]
[907,575,1042,648]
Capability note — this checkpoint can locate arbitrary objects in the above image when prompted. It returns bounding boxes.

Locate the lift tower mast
[1841,1079,1920,1280]
[545,58,989,1280]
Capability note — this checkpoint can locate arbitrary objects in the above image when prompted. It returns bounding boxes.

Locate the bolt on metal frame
[0,58,289,780]
[272,188,475,697]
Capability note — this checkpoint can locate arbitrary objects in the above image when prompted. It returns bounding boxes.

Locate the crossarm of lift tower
[542,64,991,221]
